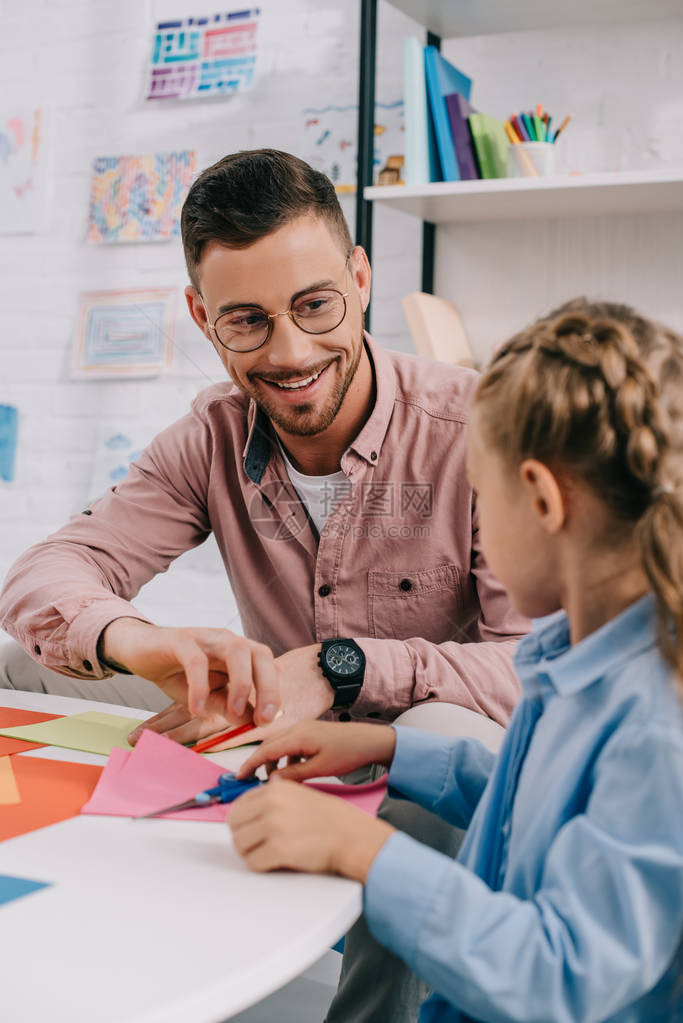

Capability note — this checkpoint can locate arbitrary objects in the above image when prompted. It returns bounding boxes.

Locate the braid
[477,298,683,687]
[540,313,669,501]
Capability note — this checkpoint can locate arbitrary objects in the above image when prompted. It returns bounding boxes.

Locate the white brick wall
[0,0,421,639]
[1,1,681,641]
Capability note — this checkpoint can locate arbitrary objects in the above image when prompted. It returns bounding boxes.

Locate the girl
[230,299,683,1022]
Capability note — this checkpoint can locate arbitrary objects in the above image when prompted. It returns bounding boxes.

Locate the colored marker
[504,120,520,144]
[532,113,545,143]
[552,114,572,142]
[511,114,528,141]
[521,112,536,141]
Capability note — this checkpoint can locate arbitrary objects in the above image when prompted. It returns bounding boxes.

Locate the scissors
[139,772,261,819]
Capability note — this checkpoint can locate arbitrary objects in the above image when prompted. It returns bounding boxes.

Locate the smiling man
[0,150,527,1023]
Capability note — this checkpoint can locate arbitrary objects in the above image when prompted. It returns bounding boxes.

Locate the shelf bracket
[356,0,378,329]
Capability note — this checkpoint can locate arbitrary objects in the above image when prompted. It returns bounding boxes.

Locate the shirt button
[339,712,351,722]
[34,644,41,656]
[370,451,378,461]
[399,578,412,592]
[318,584,331,597]
[83,659,93,672]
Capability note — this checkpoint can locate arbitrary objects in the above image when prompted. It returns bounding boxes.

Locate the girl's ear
[519,459,566,535]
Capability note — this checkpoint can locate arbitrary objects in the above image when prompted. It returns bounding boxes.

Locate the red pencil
[192,721,257,754]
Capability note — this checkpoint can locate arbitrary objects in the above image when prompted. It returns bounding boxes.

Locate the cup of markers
[504,105,572,178]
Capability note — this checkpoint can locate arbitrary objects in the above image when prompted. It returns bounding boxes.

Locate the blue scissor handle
[195,772,261,805]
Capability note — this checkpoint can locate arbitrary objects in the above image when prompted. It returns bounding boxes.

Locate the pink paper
[307,778,388,816]
[82,729,387,821]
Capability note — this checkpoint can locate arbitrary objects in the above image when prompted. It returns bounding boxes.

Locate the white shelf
[387,0,683,38]
[365,168,683,223]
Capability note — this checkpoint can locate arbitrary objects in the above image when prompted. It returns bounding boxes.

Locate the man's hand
[236,721,396,782]
[102,617,280,721]
[230,777,395,881]
[128,642,334,747]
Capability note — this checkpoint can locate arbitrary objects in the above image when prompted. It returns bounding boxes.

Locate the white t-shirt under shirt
[277,442,347,536]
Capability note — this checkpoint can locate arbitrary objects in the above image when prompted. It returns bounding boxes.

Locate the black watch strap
[318,639,365,710]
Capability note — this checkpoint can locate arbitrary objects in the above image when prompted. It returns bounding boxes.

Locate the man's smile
[251,359,338,401]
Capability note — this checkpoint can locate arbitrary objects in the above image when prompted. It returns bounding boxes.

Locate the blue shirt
[365,594,683,1022]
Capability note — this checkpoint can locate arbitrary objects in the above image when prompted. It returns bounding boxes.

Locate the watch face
[325,642,362,676]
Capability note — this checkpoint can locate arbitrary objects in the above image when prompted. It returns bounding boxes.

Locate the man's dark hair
[181,149,354,289]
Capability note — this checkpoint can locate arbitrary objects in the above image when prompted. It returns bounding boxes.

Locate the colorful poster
[0,109,49,234]
[0,404,18,482]
[300,100,404,192]
[87,151,196,244]
[71,288,176,379]
[146,8,260,101]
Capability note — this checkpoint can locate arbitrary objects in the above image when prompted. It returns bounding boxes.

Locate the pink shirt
[0,336,528,725]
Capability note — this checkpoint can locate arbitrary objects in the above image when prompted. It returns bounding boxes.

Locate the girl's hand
[230,777,395,881]
[235,721,397,782]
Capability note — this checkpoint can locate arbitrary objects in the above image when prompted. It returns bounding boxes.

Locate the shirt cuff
[387,725,454,807]
[352,637,416,717]
[66,600,151,679]
[364,830,458,966]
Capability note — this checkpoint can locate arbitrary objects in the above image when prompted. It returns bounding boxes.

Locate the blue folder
[424,47,472,182]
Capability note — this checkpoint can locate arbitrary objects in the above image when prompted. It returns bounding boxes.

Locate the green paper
[0,711,136,756]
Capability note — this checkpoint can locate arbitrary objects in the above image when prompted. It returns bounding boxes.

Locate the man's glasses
[208,286,350,354]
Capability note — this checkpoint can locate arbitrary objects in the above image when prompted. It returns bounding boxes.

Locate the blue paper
[0,874,50,907]
[0,404,18,482]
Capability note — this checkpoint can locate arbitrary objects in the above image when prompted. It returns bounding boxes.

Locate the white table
[0,691,360,1023]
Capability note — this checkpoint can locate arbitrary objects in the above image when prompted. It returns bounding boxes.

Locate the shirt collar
[514,592,659,699]
[344,333,396,467]
[243,403,272,484]
[242,331,396,484]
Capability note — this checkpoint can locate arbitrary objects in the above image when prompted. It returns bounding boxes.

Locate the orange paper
[0,757,21,805]
[0,707,62,756]
[0,756,102,842]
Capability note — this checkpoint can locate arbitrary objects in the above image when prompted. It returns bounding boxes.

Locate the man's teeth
[272,367,324,390]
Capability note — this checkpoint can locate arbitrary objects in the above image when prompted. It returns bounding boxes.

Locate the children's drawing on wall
[87,151,196,244]
[0,405,18,482]
[300,100,404,192]
[0,109,49,234]
[146,8,260,101]
[88,425,162,503]
[71,288,176,379]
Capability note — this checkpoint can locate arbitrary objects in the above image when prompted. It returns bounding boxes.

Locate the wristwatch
[318,638,366,710]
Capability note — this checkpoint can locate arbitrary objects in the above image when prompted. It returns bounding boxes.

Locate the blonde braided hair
[474,298,683,685]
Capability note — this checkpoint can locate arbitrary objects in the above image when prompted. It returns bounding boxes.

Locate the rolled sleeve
[353,635,522,726]
[352,637,416,717]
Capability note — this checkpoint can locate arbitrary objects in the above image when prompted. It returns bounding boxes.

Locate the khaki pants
[0,640,172,712]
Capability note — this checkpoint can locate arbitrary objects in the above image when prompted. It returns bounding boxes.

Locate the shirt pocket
[368,563,464,643]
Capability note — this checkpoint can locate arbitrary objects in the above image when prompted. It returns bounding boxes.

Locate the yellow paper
[0,712,136,756]
[0,756,21,805]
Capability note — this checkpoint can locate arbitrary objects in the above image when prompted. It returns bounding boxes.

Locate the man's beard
[248,336,364,438]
